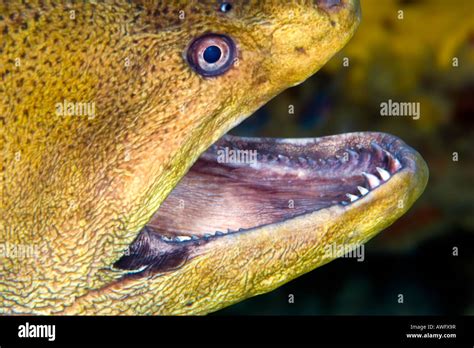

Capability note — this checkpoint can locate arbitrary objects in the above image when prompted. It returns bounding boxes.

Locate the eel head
[1,0,425,315]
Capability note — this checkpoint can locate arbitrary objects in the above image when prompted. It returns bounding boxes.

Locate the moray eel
[0,0,428,315]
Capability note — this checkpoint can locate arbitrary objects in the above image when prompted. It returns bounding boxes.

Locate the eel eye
[186,34,236,77]
[219,2,232,13]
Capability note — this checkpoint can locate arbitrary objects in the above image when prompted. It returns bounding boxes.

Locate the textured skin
[1,0,367,314]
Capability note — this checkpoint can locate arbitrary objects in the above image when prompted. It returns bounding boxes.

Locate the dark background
[217,0,474,315]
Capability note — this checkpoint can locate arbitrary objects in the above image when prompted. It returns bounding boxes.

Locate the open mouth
[114,131,422,277]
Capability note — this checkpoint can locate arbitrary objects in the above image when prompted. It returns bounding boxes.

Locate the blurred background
[217,0,474,315]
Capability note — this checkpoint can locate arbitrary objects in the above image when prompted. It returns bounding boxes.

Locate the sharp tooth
[215,231,224,236]
[175,236,191,242]
[384,149,402,173]
[376,167,390,181]
[371,142,384,159]
[204,233,212,238]
[346,193,359,202]
[391,157,402,172]
[191,235,199,240]
[162,236,173,242]
[347,149,359,160]
[362,172,381,189]
[358,186,369,196]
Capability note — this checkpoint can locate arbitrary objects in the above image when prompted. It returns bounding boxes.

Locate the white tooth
[191,235,199,240]
[383,149,402,172]
[162,236,173,242]
[215,231,225,236]
[175,236,191,242]
[376,167,390,181]
[392,157,402,171]
[371,142,384,158]
[204,233,212,238]
[362,172,381,189]
[346,193,359,202]
[358,186,369,196]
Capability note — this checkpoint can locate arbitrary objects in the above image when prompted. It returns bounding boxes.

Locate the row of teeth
[342,166,394,205]
[213,142,401,171]
[160,229,242,243]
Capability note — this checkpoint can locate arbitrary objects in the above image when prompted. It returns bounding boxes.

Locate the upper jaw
[113,131,428,277]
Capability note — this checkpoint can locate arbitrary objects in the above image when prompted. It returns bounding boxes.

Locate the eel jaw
[114,132,428,289]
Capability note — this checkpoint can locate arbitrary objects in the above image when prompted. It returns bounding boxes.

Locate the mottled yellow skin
[1,0,364,314]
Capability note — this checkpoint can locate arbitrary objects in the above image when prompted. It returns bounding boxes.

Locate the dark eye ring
[186,33,237,77]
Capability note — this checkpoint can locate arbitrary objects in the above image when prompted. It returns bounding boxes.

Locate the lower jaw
[113,131,429,278]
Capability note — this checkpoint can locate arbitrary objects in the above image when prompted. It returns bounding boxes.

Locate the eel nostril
[316,0,343,10]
